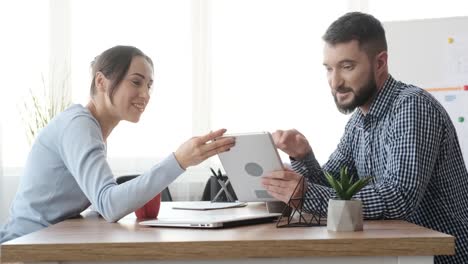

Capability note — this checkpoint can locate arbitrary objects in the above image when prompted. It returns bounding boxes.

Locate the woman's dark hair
[323,12,387,58]
[90,45,153,103]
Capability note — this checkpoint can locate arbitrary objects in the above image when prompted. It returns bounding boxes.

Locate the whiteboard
[384,17,468,166]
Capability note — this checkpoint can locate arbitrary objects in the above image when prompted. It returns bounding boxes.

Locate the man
[262,12,468,263]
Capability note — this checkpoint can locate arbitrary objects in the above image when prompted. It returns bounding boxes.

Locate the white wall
[384,17,468,166]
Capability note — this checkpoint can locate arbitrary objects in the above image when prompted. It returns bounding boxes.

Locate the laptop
[139,213,281,229]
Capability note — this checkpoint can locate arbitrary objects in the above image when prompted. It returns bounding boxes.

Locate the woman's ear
[94,72,108,93]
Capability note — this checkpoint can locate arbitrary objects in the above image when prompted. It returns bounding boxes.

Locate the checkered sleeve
[290,152,328,186]
[290,118,358,185]
[290,123,357,215]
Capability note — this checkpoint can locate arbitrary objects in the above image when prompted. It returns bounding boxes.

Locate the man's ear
[95,72,108,93]
[375,51,388,74]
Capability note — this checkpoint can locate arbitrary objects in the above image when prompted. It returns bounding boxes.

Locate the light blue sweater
[0,104,184,243]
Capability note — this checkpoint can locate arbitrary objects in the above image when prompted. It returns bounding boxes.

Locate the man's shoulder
[394,82,425,101]
[393,82,442,110]
[390,81,450,123]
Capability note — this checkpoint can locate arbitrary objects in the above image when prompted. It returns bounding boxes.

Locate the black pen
[210,167,221,181]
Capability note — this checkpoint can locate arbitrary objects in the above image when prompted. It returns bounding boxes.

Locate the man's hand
[261,168,306,206]
[272,129,312,160]
[174,129,235,170]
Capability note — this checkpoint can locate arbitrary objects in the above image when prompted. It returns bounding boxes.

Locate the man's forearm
[290,152,329,186]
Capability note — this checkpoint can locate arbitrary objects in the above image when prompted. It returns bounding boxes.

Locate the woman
[0,46,235,243]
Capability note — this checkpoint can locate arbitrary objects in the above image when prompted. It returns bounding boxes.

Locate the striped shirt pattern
[291,76,468,263]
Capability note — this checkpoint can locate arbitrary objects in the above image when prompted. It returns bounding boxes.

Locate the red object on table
[135,193,161,219]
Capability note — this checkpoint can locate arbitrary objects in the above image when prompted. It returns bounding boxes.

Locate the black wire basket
[276,175,327,228]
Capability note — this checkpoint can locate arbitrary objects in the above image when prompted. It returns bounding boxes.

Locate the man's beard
[332,75,377,115]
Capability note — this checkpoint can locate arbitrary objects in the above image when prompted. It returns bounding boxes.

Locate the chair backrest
[116,175,173,202]
[161,186,172,201]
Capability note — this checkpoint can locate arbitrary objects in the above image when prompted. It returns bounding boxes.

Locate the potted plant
[19,72,71,145]
[324,167,373,232]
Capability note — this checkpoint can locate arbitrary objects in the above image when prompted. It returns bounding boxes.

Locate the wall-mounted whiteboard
[384,17,468,166]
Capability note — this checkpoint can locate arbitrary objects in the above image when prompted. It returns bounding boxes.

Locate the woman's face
[108,56,154,123]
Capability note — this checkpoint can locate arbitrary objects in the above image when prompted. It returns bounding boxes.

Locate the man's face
[323,40,377,114]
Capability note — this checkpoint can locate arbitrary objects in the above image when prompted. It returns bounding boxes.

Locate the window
[3,0,466,199]
[0,0,49,174]
[70,0,193,174]
[210,0,350,164]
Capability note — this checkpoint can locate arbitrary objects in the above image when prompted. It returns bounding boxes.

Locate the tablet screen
[217,132,283,202]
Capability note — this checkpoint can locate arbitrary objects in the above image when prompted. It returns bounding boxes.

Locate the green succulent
[324,167,373,200]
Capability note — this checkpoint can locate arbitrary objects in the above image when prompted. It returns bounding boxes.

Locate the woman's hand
[272,129,312,160]
[174,129,235,170]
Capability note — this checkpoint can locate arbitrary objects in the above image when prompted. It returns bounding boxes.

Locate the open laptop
[139,213,281,229]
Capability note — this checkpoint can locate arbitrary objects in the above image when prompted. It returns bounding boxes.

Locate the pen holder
[202,175,238,202]
[213,176,236,202]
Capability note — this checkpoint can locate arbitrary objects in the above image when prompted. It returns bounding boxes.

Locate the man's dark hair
[323,12,387,58]
[90,45,153,103]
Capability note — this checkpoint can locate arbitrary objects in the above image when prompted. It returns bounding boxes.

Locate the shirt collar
[356,75,399,121]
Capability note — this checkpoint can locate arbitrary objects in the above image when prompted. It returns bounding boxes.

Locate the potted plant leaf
[19,72,71,145]
[324,167,373,232]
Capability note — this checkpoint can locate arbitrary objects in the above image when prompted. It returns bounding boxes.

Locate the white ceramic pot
[327,199,363,232]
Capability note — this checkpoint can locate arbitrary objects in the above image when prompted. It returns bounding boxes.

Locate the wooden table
[0,202,454,264]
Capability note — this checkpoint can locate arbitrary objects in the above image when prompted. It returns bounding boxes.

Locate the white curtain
[0,0,49,222]
[0,123,3,218]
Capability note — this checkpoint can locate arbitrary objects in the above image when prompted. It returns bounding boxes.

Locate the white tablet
[217,132,284,202]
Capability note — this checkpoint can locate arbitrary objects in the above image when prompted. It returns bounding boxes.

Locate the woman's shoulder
[39,104,103,146]
[43,104,100,137]
[62,104,92,118]
[32,104,101,151]
[57,104,99,127]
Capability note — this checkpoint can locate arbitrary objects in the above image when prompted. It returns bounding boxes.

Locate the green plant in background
[324,167,373,200]
[19,73,71,145]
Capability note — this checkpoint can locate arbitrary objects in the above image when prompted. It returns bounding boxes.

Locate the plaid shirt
[292,75,468,263]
